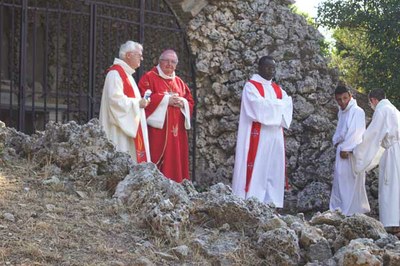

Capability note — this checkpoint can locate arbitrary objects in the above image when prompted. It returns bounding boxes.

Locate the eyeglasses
[160,59,178,65]
[127,51,143,59]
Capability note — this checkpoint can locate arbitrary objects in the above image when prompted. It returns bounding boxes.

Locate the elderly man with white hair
[99,40,150,163]
[138,49,194,183]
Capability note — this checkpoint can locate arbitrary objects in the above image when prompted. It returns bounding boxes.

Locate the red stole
[245,80,288,192]
[107,64,147,163]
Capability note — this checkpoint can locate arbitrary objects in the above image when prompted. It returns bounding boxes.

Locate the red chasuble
[138,67,194,182]
[245,80,288,191]
[107,64,148,163]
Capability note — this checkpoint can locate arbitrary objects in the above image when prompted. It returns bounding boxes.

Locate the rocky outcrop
[114,163,193,240]
[0,120,398,264]
[0,119,131,191]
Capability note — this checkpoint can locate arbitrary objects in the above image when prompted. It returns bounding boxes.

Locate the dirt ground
[0,157,209,266]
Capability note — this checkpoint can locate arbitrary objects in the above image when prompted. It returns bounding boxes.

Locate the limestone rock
[310,210,346,227]
[297,182,331,212]
[113,163,192,241]
[334,239,383,266]
[190,183,277,233]
[257,227,301,265]
[333,214,387,251]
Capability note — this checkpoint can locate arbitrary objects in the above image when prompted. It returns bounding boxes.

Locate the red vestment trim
[107,64,147,163]
[245,80,288,192]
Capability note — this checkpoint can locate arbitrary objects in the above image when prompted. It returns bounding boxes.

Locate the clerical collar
[341,98,356,113]
[157,65,175,80]
[113,58,135,75]
[375,99,390,110]
[252,74,272,84]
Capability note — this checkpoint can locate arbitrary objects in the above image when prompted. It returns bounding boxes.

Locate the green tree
[317,0,400,106]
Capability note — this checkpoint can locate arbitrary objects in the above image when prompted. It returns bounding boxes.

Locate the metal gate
[0,0,196,134]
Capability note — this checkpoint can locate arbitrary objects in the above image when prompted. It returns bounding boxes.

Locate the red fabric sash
[107,64,147,163]
[245,80,288,192]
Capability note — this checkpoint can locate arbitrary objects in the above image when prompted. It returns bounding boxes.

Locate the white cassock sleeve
[105,71,142,138]
[147,95,191,129]
[341,109,365,151]
[147,95,170,129]
[332,112,344,146]
[353,110,387,173]
[332,128,342,146]
[242,83,293,128]
[179,97,191,130]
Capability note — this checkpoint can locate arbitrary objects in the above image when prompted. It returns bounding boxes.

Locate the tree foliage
[317,0,400,106]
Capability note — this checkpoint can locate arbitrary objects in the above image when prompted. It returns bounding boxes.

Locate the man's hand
[139,98,149,108]
[340,151,350,159]
[168,95,184,108]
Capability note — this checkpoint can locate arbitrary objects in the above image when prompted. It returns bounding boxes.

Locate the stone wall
[179,0,344,213]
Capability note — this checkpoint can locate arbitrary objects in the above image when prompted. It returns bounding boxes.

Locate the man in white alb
[353,88,400,234]
[99,40,150,163]
[329,85,370,215]
[232,55,293,208]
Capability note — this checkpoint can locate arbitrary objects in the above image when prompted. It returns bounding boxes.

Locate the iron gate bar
[67,7,72,122]
[139,0,145,77]
[1,0,19,7]
[0,2,3,109]
[94,5,175,18]
[189,47,198,184]
[143,23,183,32]
[97,5,104,116]
[18,0,27,131]
[106,6,112,70]
[88,2,96,120]
[144,9,175,17]
[85,0,140,11]
[31,1,37,131]
[26,7,87,15]
[96,15,140,25]
[55,1,60,122]
[78,3,85,123]
[43,2,49,123]
[8,0,15,128]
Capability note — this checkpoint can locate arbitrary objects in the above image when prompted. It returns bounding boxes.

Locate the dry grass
[0,156,265,265]
[0,158,192,265]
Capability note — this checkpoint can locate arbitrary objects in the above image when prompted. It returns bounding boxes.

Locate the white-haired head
[119,41,143,60]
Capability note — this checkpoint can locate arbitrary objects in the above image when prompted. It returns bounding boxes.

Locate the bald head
[159,49,178,76]
[159,49,178,61]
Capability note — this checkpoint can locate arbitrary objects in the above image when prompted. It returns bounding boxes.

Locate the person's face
[125,49,143,70]
[335,92,352,110]
[369,97,379,110]
[258,59,276,81]
[159,52,178,76]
